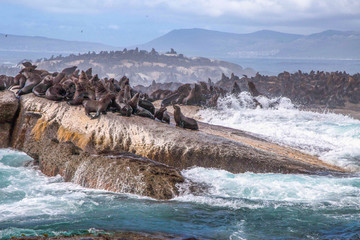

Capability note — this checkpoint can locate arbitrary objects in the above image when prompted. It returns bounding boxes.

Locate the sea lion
[32,77,53,97]
[136,106,155,119]
[78,70,88,83]
[183,84,202,105]
[95,81,108,100]
[161,92,180,107]
[207,93,219,108]
[119,76,129,89]
[83,93,115,119]
[124,85,132,103]
[117,102,133,117]
[85,67,92,79]
[248,81,261,97]
[52,72,65,84]
[61,79,76,99]
[61,66,77,76]
[67,80,88,105]
[45,83,67,101]
[231,81,241,95]
[128,92,140,113]
[155,107,170,124]
[16,72,42,96]
[11,73,27,90]
[173,104,198,130]
[139,99,155,114]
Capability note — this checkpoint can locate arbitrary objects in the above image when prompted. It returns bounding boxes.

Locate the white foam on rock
[198,92,360,171]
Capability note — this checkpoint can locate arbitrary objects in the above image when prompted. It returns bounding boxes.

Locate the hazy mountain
[138,28,360,60]
[0,33,118,65]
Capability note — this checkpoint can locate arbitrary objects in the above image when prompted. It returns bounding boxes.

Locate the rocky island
[0,75,347,201]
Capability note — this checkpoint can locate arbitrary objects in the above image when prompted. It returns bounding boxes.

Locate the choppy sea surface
[223,58,360,75]
[1,94,360,239]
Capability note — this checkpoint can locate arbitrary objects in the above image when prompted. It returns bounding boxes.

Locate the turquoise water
[1,148,360,239]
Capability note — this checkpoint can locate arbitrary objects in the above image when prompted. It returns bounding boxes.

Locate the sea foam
[198,92,360,171]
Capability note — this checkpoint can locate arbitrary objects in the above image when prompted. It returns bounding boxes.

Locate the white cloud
[5,0,360,22]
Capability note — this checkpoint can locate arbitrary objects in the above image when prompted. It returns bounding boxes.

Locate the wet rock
[0,90,19,147]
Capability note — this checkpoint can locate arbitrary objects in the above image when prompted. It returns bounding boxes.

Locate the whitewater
[1,93,360,239]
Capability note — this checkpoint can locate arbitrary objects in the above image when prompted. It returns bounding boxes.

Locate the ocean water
[223,58,360,75]
[2,96,360,239]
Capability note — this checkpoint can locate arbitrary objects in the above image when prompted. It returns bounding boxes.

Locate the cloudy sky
[1,0,360,46]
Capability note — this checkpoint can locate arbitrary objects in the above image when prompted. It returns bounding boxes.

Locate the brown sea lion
[45,83,67,101]
[248,81,261,97]
[67,80,88,105]
[183,84,202,105]
[95,81,108,100]
[155,107,170,124]
[85,67,92,79]
[139,99,155,114]
[173,105,198,130]
[231,81,241,95]
[61,66,77,76]
[128,92,140,113]
[119,76,129,89]
[17,72,42,96]
[136,106,155,119]
[83,93,115,119]
[78,70,88,83]
[124,85,132,102]
[32,77,53,97]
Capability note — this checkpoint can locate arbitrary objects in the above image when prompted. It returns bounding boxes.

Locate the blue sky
[1,0,360,46]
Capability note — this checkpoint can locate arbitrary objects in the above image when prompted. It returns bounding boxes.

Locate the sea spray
[198,92,360,171]
[1,150,360,239]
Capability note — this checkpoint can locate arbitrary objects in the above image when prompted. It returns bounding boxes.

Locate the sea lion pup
[83,93,115,119]
[139,98,155,114]
[155,107,170,124]
[128,92,140,113]
[248,81,261,97]
[45,83,67,101]
[61,66,77,76]
[16,72,42,96]
[173,104,198,130]
[231,81,241,95]
[32,76,53,97]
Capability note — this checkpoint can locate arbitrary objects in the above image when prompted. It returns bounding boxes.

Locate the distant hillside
[20,49,255,85]
[0,33,118,65]
[138,28,360,60]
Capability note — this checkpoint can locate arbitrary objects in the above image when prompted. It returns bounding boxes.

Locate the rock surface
[12,93,346,175]
[0,90,18,147]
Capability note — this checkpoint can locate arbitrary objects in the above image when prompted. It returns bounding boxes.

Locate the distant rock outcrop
[0,49,255,86]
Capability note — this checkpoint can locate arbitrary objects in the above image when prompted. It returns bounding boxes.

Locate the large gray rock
[0,90,18,123]
[0,90,18,147]
[12,94,346,175]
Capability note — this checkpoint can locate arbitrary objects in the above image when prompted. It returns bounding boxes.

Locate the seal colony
[0,62,203,130]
